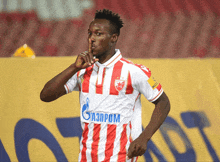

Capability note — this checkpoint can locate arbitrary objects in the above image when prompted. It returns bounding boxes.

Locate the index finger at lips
[88,52,94,64]
[89,39,92,53]
[89,40,95,63]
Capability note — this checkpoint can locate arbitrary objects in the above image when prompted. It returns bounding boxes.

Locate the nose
[89,33,95,42]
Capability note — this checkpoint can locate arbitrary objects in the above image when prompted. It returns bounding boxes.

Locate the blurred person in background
[40,9,170,162]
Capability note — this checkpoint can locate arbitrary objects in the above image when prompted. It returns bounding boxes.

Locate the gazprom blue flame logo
[81,97,120,123]
[82,98,90,120]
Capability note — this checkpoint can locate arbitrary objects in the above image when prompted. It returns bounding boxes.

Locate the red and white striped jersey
[64,49,163,162]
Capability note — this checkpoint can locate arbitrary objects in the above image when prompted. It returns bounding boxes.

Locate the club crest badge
[115,80,125,92]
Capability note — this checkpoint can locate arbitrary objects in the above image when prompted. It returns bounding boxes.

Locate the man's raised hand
[74,40,99,69]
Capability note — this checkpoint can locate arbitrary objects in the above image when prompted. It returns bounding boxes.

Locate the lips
[91,45,97,54]
[92,47,98,55]
[91,44,96,49]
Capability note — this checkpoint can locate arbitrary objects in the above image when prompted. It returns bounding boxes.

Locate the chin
[93,51,101,57]
[92,52,98,57]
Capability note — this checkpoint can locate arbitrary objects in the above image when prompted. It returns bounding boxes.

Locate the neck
[98,47,116,64]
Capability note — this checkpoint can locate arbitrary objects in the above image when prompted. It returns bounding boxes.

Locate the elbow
[162,92,171,114]
[166,98,171,114]
[40,89,64,102]
[40,90,52,102]
[40,93,48,102]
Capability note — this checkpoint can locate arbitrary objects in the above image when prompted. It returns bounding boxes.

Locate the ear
[111,33,118,43]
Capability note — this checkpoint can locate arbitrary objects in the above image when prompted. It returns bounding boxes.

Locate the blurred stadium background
[1,0,220,162]
[0,0,219,58]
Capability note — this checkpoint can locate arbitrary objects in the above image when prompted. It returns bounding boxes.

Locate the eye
[97,32,101,36]
[88,32,91,36]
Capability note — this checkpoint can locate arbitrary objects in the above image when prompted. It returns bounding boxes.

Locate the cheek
[100,39,110,48]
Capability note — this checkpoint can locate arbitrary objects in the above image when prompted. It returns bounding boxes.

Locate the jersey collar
[94,49,122,70]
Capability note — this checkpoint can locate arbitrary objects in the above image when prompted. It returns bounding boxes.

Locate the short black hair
[95,9,124,35]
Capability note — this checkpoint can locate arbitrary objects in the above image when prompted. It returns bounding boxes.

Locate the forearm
[40,63,80,102]
[141,96,170,142]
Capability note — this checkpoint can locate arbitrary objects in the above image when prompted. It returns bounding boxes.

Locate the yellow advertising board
[0,57,220,162]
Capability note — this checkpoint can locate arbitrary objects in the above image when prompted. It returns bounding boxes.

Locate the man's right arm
[40,63,81,102]
[40,40,98,102]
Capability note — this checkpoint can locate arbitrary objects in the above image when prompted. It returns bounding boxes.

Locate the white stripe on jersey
[97,123,108,161]
[102,66,113,95]
[86,123,93,161]
[65,49,163,162]
[97,66,104,85]
[110,123,127,161]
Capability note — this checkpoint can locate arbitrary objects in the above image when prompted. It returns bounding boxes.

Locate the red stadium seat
[0,0,219,58]
[15,20,39,50]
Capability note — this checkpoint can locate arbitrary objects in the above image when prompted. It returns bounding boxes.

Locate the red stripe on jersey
[131,157,136,162]
[129,122,134,162]
[131,156,138,162]
[91,124,101,162]
[96,68,106,94]
[77,71,80,77]
[118,124,127,161]
[150,89,163,102]
[103,124,117,161]
[120,58,132,64]
[65,84,70,93]
[110,61,123,95]
[135,64,151,78]
[126,71,133,94]
[156,83,162,91]
[82,66,93,93]
[133,93,141,110]
[129,122,133,143]
[81,123,89,162]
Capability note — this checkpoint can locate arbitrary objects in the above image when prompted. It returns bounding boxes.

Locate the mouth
[92,49,98,55]
[91,43,96,49]
[91,45,97,54]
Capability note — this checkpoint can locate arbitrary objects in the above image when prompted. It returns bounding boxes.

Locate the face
[88,19,113,57]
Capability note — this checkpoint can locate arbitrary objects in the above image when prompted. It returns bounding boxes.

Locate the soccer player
[40,9,170,162]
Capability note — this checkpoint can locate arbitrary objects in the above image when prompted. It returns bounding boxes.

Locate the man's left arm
[127,92,170,159]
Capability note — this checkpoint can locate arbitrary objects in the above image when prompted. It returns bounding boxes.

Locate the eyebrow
[88,29,103,32]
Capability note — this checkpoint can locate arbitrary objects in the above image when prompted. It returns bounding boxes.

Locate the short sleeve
[133,64,163,102]
[64,73,79,93]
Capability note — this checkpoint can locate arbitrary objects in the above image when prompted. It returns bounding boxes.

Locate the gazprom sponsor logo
[88,113,120,123]
[82,97,120,123]
[82,98,90,120]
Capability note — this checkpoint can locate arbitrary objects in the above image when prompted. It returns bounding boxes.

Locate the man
[40,9,170,162]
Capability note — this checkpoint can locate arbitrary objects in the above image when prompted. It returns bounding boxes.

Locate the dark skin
[40,19,117,101]
[40,19,170,160]
[127,92,170,159]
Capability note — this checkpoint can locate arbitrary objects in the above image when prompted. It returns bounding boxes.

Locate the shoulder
[120,58,151,78]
